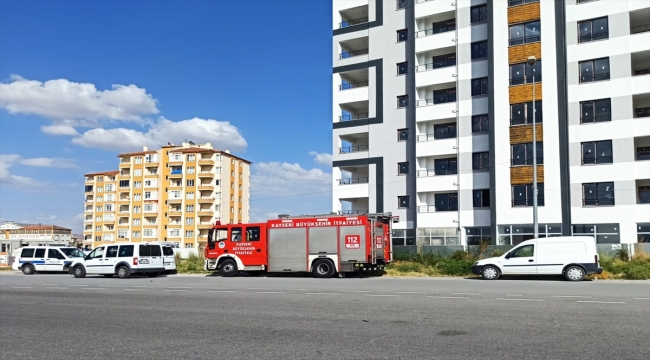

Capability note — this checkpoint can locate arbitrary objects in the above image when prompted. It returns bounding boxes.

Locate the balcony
[339,37,368,60]
[168,171,183,178]
[198,159,214,166]
[337,197,369,216]
[415,15,456,53]
[119,162,131,168]
[197,197,215,203]
[198,172,214,178]
[198,210,213,216]
[415,0,455,19]
[630,9,650,35]
[416,87,456,107]
[168,207,182,214]
[197,223,214,230]
[338,177,368,185]
[337,4,368,29]
[637,180,650,204]
[198,185,214,191]
[634,94,650,118]
[632,50,650,77]
[167,198,182,203]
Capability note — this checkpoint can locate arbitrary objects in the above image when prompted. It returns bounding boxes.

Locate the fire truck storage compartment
[308,227,337,255]
[339,225,367,262]
[268,228,307,272]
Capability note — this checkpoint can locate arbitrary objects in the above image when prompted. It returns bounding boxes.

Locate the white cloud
[0,75,159,124]
[251,161,331,198]
[0,155,44,186]
[309,151,332,166]
[18,157,76,168]
[72,117,247,152]
[41,124,79,136]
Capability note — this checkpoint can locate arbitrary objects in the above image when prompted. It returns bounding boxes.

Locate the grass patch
[175,253,212,274]
[589,248,650,280]
[0,266,14,271]
[386,250,478,277]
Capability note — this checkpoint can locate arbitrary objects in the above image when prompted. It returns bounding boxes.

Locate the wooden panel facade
[509,83,542,103]
[507,2,540,24]
[508,42,542,64]
[510,124,543,144]
[510,166,544,185]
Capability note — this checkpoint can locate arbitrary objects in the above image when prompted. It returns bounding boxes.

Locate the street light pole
[528,55,538,239]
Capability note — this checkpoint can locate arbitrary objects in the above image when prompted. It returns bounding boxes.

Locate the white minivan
[69,242,176,279]
[14,246,86,275]
[472,236,603,281]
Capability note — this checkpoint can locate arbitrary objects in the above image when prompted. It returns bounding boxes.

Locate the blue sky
[0,0,335,232]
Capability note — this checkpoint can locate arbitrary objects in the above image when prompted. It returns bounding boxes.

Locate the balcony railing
[339,145,369,154]
[339,210,367,215]
[636,151,650,161]
[580,73,610,83]
[417,94,456,107]
[578,31,608,43]
[417,169,457,177]
[509,75,542,86]
[510,115,543,125]
[418,133,458,142]
[583,198,614,206]
[339,17,368,28]
[631,24,650,34]
[508,0,539,6]
[339,81,369,90]
[580,113,611,123]
[339,113,369,122]
[339,48,369,59]
[511,157,545,166]
[634,67,650,76]
[418,205,436,213]
[513,199,545,207]
[338,177,369,185]
[415,60,456,72]
[582,155,613,165]
[415,26,455,38]
[635,108,650,118]
[509,35,541,46]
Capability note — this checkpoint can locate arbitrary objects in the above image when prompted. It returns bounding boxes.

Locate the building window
[636,108,650,118]
[397,29,408,42]
[465,227,491,245]
[397,62,408,75]
[638,187,650,204]
[508,0,539,6]
[133,218,141,226]
[638,223,650,243]
[434,122,457,139]
[398,196,409,208]
[579,98,611,123]
[188,154,195,161]
[431,53,456,69]
[133,169,141,176]
[511,143,544,165]
[133,206,141,214]
[417,228,459,246]
[185,230,194,238]
[396,0,407,10]
[509,20,540,46]
[398,129,409,141]
[637,146,650,161]
[104,204,114,212]
[579,58,610,83]
[471,78,488,96]
[471,41,488,60]
[133,231,140,238]
[144,229,154,237]
[433,158,457,176]
[187,166,195,174]
[185,218,194,225]
[95,226,101,232]
[473,189,490,208]
[105,184,114,191]
[578,17,608,43]
[581,140,612,164]
[170,153,182,162]
[509,60,541,85]
[434,193,458,212]
[186,192,195,200]
[432,88,456,104]
[186,204,194,212]
[572,224,619,244]
[510,101,542,125]
[472,152,490,170]
[470,5,488,24]
[512,183,545,206]
[391,229,415,246]
[583,182,614,206]
[432,18,456,34]
[119,180,129,188]
[134,181,142,189]
[472,115,489,133]
[397,95,408,108]
[117,230,128,239]
[398,162,409,175]
[186,179,195,187]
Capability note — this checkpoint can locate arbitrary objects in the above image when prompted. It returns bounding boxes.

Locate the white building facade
[331,0,650,246]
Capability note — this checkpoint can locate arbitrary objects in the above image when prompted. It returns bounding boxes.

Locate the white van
[472,236,602,281]
[14,246,86,275]
[69,242,175,279]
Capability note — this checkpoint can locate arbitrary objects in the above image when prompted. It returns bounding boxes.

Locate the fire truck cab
[204,213,394,278]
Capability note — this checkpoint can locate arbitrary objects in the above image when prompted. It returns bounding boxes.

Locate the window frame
[471,77,489,97]
[579,98,611,123]
[471,41,488,60]
[579,57,610,83]
[397,62,408,75]
[397,128,409,141]
[398,162,409,175]
[473,189,491,208]
[471,114,489,133]
[398,196,410,209]
[511,183,545,207]
[578,16,609,43]
[582,182,615,206]
[397,95,408,108]
[581,140,613,165]
[509,20,541,46]
[397,29,408,42]
[472,152,490,171]
[510,142,544,166]
[470,4,488,24]
[434,193,459,212]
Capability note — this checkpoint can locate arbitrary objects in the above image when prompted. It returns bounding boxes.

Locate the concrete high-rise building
[83,142,251,248]
[331,0,650,246]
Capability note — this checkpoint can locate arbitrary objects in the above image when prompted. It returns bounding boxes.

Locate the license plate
[139,259,150,264]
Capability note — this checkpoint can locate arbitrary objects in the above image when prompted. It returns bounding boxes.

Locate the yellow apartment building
[83,142,251,248]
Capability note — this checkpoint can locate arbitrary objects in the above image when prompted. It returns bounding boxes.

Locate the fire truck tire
[312,259,336,279]
[220,259,239,277]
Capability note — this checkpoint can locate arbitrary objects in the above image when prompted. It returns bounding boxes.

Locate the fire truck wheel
[220,259,239,277]
[312,259,335,279]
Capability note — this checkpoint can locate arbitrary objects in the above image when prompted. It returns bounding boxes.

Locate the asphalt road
[1,272,649,360]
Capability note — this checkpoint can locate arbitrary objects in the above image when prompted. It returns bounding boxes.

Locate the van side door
[46,249,66,271]
[85,247,105,274]
[149,245,164,270]
[501,244,537,274]
[103,246,119,274]
[32,248,47,271]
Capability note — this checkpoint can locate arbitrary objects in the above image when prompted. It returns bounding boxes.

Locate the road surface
[1,273,649,359]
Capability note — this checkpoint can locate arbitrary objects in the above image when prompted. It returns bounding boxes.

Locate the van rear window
[21,248,35,258]
[139,245,151,257]
[150,245,162,257]
[118,245,134,257]
[162,246,174,256]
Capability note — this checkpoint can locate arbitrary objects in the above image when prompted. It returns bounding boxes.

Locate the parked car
[472,236,603,281]
[69,242,176,279]
[13,246,86,275]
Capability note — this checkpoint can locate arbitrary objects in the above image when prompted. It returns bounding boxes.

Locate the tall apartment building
[83,142,251,248]
[331,0,650,246]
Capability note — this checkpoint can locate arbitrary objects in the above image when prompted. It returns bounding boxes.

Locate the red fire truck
[204,213,395,278]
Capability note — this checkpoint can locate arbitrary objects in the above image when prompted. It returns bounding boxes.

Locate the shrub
[622,264,650,280]
[436,259,473,276]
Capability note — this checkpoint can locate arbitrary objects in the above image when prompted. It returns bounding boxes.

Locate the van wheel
[565,266,585,282]
[22,264,35,275]
[103,274,114,278]
[73,266,86,278]
[481,266,500,280]
[312,260,335,279]
[117,266,131,279]
[220,259,238,277]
